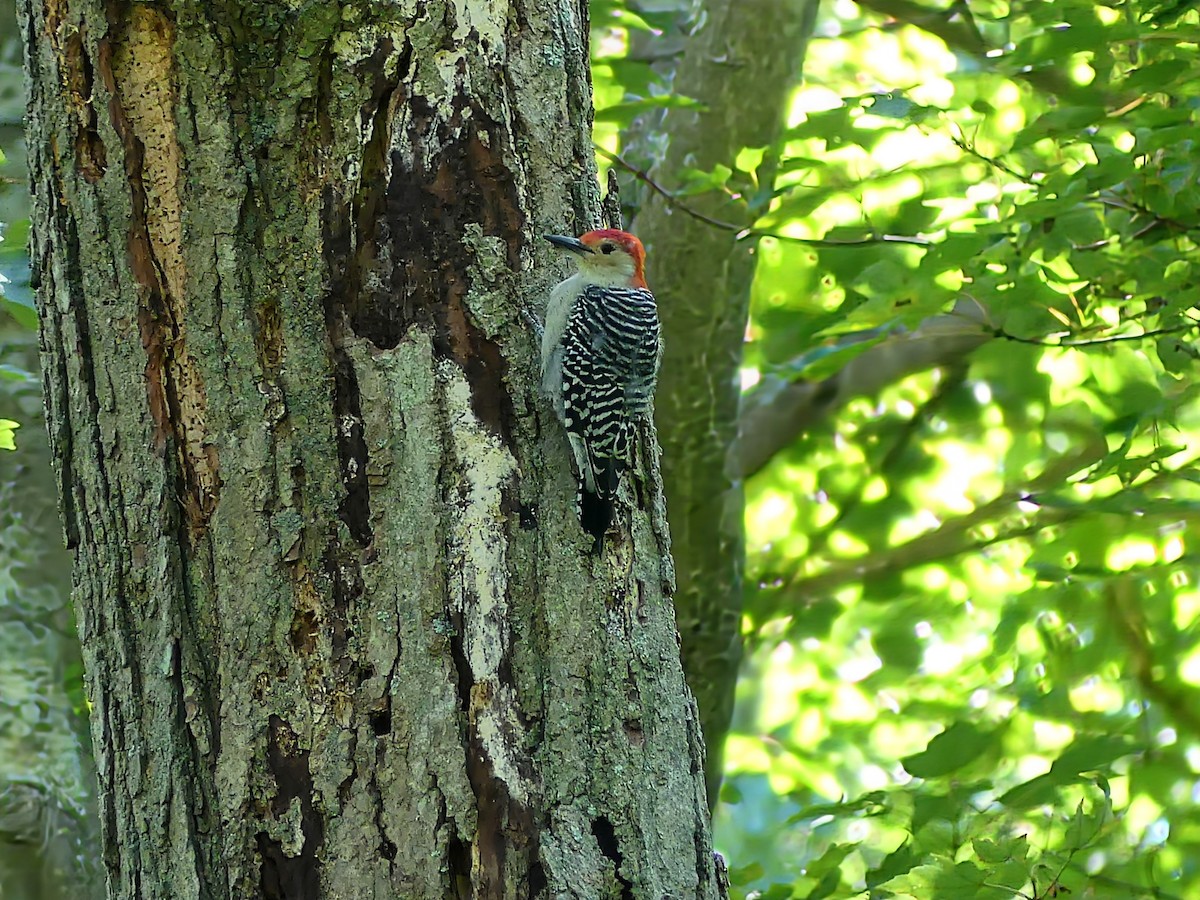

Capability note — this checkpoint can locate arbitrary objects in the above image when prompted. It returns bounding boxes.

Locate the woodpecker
[541,229,662,552]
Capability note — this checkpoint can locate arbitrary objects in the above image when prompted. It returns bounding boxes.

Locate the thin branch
[734,304,994,477]
[777,446,1199,610]
[777,437,1108,604]
[1108,577,1200,741]
[950,133,1200,239]
[948,129,1036,183]
[596,144,932,247]
[1042,854,1186,900]
[856,0,988,54]
[1091,193,1200,236]
[996,320,1200,349]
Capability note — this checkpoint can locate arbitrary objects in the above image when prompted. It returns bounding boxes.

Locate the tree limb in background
[734,301,1198,480]
[1109,577,1200,741]
[735,300,993,478]
[778,434,1111,607]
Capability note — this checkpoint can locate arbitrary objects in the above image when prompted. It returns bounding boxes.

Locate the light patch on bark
[330,5,412,76]
[451,0,507,50]
[460,223,522,334]
[422,0,509,107]
[264,796,307,858]
[109,4,219,524]
[111,8,183,302]
[437,359,531,803]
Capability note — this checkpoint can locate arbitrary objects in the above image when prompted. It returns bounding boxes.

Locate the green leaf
[973,835,1029,866]
[802,842,855,900]
[0,419,18,451]
[866,841,919,889]
[1050,734,1137,776]
[910,791,959,833]
[1012,107,1109,149]
[0,363,33,382]
[727,862,765,887]
[592,94,703,123]
[0,219,36,329]
[603,58,660,97]
[1,295,38,330]
[675,163,733,197]
[902,722,996,778]
[1121,58,1194,90]
[884,860,997,898]
[1157,334,1197,374]
[867,92,937,124]
[998,737,1136,808]
[785,791,889,824]
[1064,798,1110,851]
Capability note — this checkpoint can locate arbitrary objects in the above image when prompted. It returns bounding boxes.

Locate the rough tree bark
[628,0,819,805]
[20,0,723,897]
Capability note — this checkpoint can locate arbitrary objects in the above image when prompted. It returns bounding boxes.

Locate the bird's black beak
[544,234,595,255]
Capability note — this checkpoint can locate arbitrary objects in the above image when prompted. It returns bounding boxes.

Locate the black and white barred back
[561,283,661,506]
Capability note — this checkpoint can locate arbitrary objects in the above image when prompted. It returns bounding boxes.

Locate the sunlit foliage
[595,0,1200,896]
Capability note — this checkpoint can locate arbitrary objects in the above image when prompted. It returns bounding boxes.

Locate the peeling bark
[20,0,724,896]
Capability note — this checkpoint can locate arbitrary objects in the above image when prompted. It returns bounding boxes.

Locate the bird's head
[545,229,647,288]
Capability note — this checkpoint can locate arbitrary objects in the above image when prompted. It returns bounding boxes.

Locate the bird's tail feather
[579,456,621,553]
[579,487,613,555]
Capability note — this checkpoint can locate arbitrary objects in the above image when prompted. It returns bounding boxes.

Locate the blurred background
[3,0,1200,897]
[1,0,99,897]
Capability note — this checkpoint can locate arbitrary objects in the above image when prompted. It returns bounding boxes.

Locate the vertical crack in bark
[323,287,374,553]
[289,605,319,656]
[54,23,107,181]
[98,4,220,536]
[331,352,372,545]
[253,294,284,379]
[38,182,84,550]
[687,696,716,896]
[320,39,408,550]
[367,723,397,870]
[591,816,634,900]
[339,37,404,342]
[258,715,324,900]
[447,298,517,448]
[323,538,363,675]
[447,833,473,898]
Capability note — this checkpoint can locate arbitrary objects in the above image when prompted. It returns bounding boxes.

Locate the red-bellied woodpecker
[541,229,662,552]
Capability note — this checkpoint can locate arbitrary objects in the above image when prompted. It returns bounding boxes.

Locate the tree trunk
[629,0,819,806]
[20,0,723,896]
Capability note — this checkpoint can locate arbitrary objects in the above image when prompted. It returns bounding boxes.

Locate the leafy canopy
[592,0,1200,896]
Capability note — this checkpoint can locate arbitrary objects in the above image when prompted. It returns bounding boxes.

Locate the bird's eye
[600,243,615,255]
